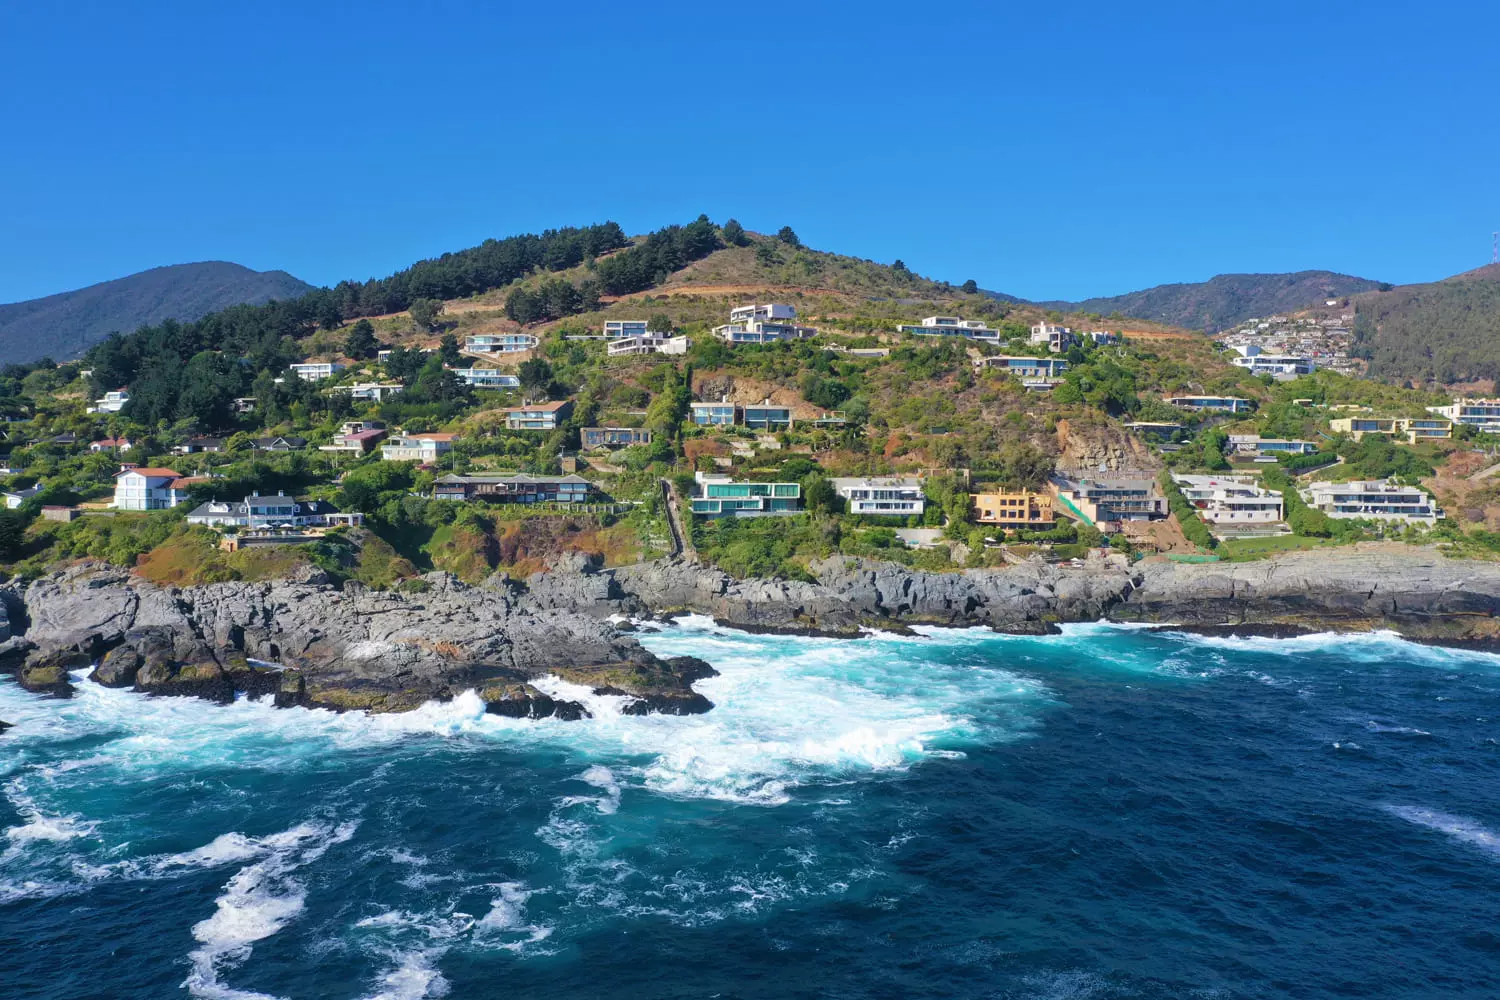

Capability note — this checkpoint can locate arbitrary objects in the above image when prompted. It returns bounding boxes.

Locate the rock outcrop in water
[7,546,1500,716]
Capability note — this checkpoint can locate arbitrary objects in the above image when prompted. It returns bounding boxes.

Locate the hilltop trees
[344,319,378,359]
[962,279,979,294]
[721,219,748,246]
[776,226,800,248]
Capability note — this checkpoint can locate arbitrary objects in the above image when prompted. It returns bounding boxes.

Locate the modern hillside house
[971,490,1055,529]
[1231,345,1316,379]
[1029,323,1078,353]
[742,401,793,429]
[973,356,1069,378]
[690,401,739,426]
[1086,331,1121,345]
[89,389,130,414]
[1051,477,1167,526]
[713,304,817,345]
[112,467,192,511]
[581,427,652,449]
[1301,479,1442,525]
[185,493,362,529]
[831,477,926,517]
[380,432,457,463]
[898,316,1000,342]
[1172,475,1285,527]
[1226,435,1319,458]
[1165,395,1254,413]
[465,333,539,354]
[1427,398,1500,434]
[603,320,652,339]
[341,383,405,402]
[432,473,593,504]
[690,472,802,517]
[607,334,689,356]
[1328,416,1452,443]
[288,362,345,381]
[504,400,574,430]
[451,368,521,389]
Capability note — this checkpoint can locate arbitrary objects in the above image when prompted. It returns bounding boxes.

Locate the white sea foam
[183,820,358,1000]
[2,780,98,850]
[1384,804,1500,858]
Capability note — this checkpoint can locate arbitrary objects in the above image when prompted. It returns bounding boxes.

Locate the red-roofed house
[90,436,134,453]
[113,467,185,511]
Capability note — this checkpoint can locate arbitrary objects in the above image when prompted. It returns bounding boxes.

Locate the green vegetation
[1353,270,1500,383]
[1158,472,1216,550]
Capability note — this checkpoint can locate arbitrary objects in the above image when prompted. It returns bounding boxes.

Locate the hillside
[1352,264,1500,385]
[1036,270,1384,332]
[0,262,313,364]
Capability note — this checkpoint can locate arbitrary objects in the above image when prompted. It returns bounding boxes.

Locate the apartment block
[971,490,1055,529]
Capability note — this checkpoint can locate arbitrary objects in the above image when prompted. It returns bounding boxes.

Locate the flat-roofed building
[1166,395,1255,413]
[381,432,457,463]
[89,389,130,414]
[690,472,802,516]
[451,368,520,389]
[742,401,793,429]
[971,490,1055,529]
[465,333,538,354]
[1172,474,1284,526]
[581,427,653,449]
[607,334,689,356]
[289,362,345,381]
[341,382,405,402]
[1329,416,1452,443]
[1231,346,1316,379]
[899,316,1000,342]
[1427,398,1500,434]
[974,356,1069,378]
[504,400,574,431]
[1029,323,1078,353]
[831,476,926,516]
[1301,479,1442,525]
[714,304,816,345]
[1051,476,1166,526]
[1226,434,1319,457]
[690,401,739,426]
[432,473,593,504]
[603,320,652,339]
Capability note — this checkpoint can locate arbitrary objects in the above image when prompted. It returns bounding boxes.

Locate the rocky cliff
[8,547,1500,718]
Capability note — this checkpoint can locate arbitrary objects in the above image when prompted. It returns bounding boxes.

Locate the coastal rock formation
[9,546,1500,718]
[3,562,713,715]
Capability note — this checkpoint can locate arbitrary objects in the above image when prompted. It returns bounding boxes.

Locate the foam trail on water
[183,820,358,1000]
[1383,804,1500,858]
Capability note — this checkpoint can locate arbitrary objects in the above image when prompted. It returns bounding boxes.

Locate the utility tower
[1493,231,1498,265]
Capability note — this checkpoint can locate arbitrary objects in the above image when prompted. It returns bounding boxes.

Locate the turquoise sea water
[2,617,1499,999]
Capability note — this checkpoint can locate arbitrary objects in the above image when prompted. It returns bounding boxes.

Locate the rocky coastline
[5,546,1500,720]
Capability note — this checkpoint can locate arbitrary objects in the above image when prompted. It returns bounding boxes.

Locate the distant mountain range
[1023,270,1386,333]
[0,262,313,364]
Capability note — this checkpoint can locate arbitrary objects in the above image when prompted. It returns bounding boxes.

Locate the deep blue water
[3,618,1500,999]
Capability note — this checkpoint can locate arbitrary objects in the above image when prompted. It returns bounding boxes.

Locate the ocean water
[2,618,1499,999]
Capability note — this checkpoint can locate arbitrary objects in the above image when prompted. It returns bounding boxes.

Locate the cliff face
[8,547,1500,718]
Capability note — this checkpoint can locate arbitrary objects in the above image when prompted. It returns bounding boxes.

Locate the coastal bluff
[5,547,1500,715]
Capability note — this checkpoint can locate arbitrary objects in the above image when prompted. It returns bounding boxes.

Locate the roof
[4,485,42,499]
[410,432,457,441]
[506,401,571,413]
[341,429,387,442]
[167,477,211,490]
[830,477,924,490]
[435,473,591,485]
[116,467,181,478]
[186,497,344,519]
[252,436,308,448]
[91,437,131,446]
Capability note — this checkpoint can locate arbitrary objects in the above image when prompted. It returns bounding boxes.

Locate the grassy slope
[1353,264,1500,386]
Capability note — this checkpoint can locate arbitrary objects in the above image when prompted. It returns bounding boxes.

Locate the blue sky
[2,1,1497,304]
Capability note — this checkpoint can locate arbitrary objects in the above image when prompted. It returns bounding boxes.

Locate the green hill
[0,262,313,364]
[1037,270,1383,332]
[1351,264,1500,385]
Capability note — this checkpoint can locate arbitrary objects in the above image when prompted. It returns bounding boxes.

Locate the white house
[602,320,653,339]
[898,317,1000,342]
[1171,475,1284,527]
[451,368,521,389]
[289,362,345,381]
[1029,323,1078,353]
[1427,398,1500,434]
[607,334,689,356]
[831,476,927,517]
[465,333,538,354]
[714,304,817,345]
[381,433,457,463]
[3,484,41,509]
[185,493,363,530]
[112,467,190,511]
[1301,479,1443,525]
[339,382,405,402]
[89,389,129,414]
[1231,345,1316,379]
